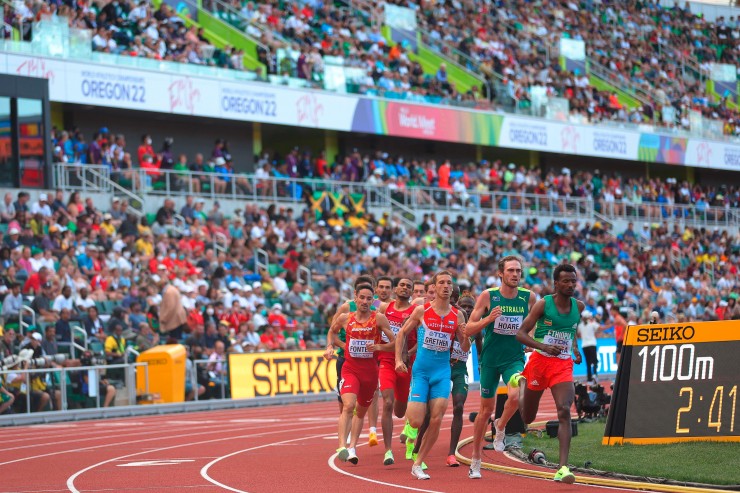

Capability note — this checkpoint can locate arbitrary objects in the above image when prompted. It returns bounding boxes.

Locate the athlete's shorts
[450,360,469,396]
[340,361,378,408]
[335,356,345,400]
[479,358,525,399]
[409,363,451,403]
[378,354,413,403]
[521,352,573,391]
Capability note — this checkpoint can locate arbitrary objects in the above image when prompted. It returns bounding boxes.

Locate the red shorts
[522,352,573,391]
[340,360,378,408]
[378,353,412,403]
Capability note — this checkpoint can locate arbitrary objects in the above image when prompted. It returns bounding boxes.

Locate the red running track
[1,393,632,493]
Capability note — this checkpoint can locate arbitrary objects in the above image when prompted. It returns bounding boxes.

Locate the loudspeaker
[494,387,526,434]
[545,420,578,438]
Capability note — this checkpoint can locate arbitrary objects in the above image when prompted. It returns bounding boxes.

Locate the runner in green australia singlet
[464,256,536,478]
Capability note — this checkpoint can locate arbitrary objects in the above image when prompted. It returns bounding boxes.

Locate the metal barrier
[253,248,269,274]
[190,359,228,401]
[599,201,738,229]
[0,361,149,413]
[19,305,35,336]
[298,265,312,288]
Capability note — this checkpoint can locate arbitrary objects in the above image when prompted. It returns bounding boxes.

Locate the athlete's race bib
[493,315,523,335]
[541,332,573,359]
[348,338,374,358]
[381,321,403,342]
[421,328,452,352]
[451,340,469,362]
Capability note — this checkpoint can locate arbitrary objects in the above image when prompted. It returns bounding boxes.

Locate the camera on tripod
[79,350,106,367]
[1,351,67,370]
[574,381,611,420]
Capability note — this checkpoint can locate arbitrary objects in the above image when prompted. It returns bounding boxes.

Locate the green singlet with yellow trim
[533,295,580,359]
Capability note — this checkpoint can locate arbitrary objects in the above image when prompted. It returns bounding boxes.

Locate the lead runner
[515,263,584,483]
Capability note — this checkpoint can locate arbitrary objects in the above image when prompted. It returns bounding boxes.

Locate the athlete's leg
[367,388,379,444]
[448,391,468,456]
[349,403,369,450]
[405,400,427,429]
[496,361,525,435]
[338,392,357,450]
[518,384,544,425]
[472,364,500,460]
[412,409,430,455]
[550,381,576,467]
[415,397,448,467]
[381,388,395,451]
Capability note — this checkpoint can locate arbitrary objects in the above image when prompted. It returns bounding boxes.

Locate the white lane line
[65,424,337,493]
[199,433,333,493]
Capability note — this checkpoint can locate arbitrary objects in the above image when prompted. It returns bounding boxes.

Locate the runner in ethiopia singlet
[523,295,580,390]
[409,303,459,402]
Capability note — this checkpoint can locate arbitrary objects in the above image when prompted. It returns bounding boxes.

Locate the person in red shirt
[438,160,451,190]
[267,304,288,329]
[23,266,49,295]
[329,284,395,465]
[137,134,156,166]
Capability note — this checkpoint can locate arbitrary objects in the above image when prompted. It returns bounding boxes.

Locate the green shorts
[479,358,524,399]
[450,360,469,396]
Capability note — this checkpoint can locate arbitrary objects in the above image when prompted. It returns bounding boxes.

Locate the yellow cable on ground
[455,433,731,493]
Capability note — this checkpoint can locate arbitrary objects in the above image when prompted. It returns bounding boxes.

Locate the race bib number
[422,328,452,352]
[493,315,523,335]
[541,332,573,359]
[451,340,469,362]
[348,338,374,358]
[381,321,402,342]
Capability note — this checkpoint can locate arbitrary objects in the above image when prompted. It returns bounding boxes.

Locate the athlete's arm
[395,305,424,373]
[457,310,471,353]
[463,291,499,337]
[572,300,585,364]
[323,313,348,361]
[515,299,560,356]
[331,302,350,324]
[378,302,390,315]
[370,313,395,352]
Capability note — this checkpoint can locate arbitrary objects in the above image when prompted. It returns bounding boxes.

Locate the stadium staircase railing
[151,0,267,75]
[51,164,740,231]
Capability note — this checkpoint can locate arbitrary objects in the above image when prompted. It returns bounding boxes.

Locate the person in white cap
[577,310,601,383]
[31,193,52,217]
[0,192,15,223]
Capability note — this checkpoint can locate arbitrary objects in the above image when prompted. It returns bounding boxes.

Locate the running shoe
[446,455,460,467]
[411,464,430,480]
[508,372,523,388]
[405,439,415,460]
[383,450,394,466]
[400,422,409,443]
[553,466,575,484]
[411,453,427,470]
[368,430,378,447]
[347,448,359,465]
[468,458,482,479]
[493,418,506,452]
[405,422,418,440]
[337,447,349,462]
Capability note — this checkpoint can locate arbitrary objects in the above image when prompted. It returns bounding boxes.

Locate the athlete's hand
[487,306,502,322]
[367,343,379,352]
[573,351,582,365]
[523,346,534,353]
[323,346,335,361]
[541,344,561,357]
[395,359,408,373]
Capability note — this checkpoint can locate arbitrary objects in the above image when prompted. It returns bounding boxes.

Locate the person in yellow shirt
[100,213,116,235]
[135,232,154,257]
[104,323,127,365]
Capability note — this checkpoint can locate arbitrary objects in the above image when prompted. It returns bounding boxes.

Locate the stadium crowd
[2,123,740,412]
[5,0,740,131]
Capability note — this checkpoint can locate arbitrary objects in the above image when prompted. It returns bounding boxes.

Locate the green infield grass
[521,420,740,486]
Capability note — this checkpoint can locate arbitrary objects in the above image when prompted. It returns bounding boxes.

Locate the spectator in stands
[104,322,127,365]
[30,281,59,323]
[1,282,23,324]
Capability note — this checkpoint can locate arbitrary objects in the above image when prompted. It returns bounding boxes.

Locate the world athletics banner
[2,51,740,171]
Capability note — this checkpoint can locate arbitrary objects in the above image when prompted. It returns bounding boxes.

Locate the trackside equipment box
[136,345,186,403]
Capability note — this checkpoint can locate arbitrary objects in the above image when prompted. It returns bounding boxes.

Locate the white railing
[51,164,740,230]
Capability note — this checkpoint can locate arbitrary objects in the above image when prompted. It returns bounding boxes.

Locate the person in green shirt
[465,255,536,478]
[515,263,584,484]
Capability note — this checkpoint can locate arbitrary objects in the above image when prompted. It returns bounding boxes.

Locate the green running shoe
[337,447,349,462]
[405,439,415,460]
[553,466,575,484]
[384,450,395,466]
[411,453,427,470]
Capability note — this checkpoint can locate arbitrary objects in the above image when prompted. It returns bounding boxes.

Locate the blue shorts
[408,359,451,403]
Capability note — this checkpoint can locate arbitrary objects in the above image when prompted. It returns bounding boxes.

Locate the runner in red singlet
[330,283,395,465]
[377,277,415,466]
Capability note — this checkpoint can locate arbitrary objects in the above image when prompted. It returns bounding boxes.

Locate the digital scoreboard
[603,320,739,445]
